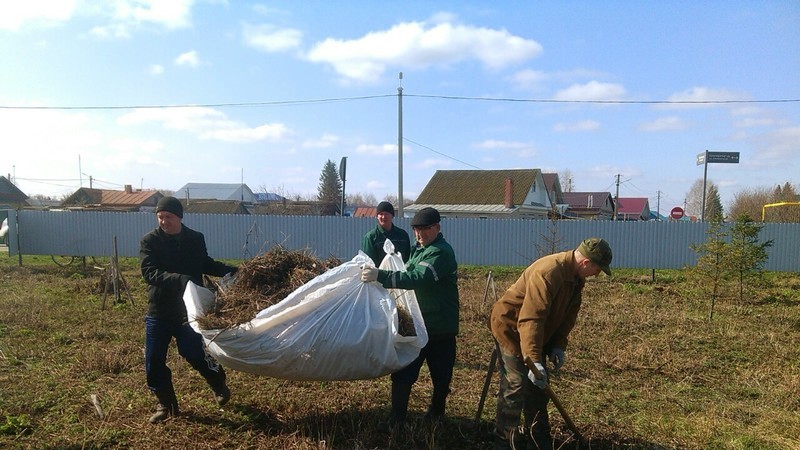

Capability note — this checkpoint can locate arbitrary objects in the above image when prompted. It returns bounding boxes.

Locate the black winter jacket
[140,225,236,321]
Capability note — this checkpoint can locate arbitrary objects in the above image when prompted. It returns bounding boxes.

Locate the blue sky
[1,1,798,217]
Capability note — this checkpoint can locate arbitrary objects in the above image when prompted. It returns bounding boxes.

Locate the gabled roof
[253,192,286,203]
[541,173,564,204]
[62,187,162,208]
[563,192,614,209]
[0,176,28,203]
[174,183,255,203]
[616,197,651,220]
[415,169,540,205]
[353,207,377,218]
[183,200,250,215]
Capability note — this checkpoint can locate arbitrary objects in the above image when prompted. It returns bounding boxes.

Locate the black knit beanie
[156,196,183,218]
[376,201,395,216]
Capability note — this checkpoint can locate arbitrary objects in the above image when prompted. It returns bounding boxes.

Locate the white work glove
[548,347,565,372]
[360,267,379,282]
[527,362,548,389]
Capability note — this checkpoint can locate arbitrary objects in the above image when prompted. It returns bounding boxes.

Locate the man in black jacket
[140,196,237,423]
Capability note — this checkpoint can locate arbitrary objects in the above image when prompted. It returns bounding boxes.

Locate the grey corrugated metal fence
[3,209,799,271]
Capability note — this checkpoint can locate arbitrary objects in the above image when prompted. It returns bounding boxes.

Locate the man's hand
[360,267,379,282]
[548,347,565,371]
[527,362,548,389]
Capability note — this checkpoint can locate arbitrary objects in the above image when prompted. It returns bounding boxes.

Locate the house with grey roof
[0,176,29,209]
[563,192,615,220]
[174,183,256,204]
[405,169,553,219]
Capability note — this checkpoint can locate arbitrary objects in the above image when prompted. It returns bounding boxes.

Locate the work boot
[529,417,553,450]
[213,383,231,407]
[149,389,179,424]
[493,426,527,450]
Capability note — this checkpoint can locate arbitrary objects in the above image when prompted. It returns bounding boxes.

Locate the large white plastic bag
[183,251,427,381]
[378,239,428,345]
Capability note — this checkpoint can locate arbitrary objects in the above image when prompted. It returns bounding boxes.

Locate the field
[0,254,799,450]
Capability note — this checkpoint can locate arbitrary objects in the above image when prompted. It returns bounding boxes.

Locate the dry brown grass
[0,255,798,449]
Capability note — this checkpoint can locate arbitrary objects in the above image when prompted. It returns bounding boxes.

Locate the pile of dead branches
[197,247,340,330]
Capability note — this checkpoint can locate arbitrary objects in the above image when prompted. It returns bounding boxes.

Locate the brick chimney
[504,177,514,208]
[124,184,133,194]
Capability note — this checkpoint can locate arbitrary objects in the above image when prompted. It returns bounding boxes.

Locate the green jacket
[377,233,459,337]
[361,224,411,265]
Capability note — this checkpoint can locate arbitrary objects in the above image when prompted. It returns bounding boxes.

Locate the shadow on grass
[173,403,679,450]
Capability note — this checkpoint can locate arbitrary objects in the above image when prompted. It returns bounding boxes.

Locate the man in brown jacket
[489,238,612,450]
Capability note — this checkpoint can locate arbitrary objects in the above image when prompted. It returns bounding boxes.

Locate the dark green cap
[578,237,612,276]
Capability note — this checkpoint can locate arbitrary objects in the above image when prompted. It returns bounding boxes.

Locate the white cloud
[638,116,688,132]
[0,0,79,31]
[658,86,747,109]
[306,16,542,83]
[175,50,200,67]
[302,133,340,148]
[118,107,291,143]
[355,143,397,155]
[243,23,303,52]
[753,126,800,162]
[472,140,531,150]
[507,69,548,91]
[554,81,626,102]
[553,120,601,132]
[149,64,164,75]
[416,158,451,169]
[111,0,195,30]
[735,117,778,128]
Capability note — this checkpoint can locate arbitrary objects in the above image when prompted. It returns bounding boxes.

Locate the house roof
[616,197,651,220]
[415,169,540,205]
[353,207,377,218]
[183,200,250,215]
[563,192,614,209]
[616,197,650,214]
[174,183,255,203]
[0,176,28,203]
[541,172,565,205]
[62,187,162,207]
[253,192,286,202]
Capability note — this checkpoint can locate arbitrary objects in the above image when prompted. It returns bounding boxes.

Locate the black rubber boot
[424,387,449,425]
[379,382,413,432]
[149,389,179,424]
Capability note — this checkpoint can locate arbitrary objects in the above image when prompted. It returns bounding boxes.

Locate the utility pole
[656,190,662,221]
[397,72,404,218]
[613,174,621,220]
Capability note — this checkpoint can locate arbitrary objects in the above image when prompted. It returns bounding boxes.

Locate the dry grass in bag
[197,246,340,330]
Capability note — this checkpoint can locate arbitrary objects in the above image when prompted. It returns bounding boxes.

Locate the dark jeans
[144,316,225,396]
[392,334,457,387]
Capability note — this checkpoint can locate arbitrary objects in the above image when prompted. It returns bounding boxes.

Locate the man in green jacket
[361,207,459,429]
[489,238,612,450]
[361,201,411,265]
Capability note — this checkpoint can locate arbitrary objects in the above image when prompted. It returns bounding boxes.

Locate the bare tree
[685,178,722,220]
[559,169,575,192]
[346,192,378,207]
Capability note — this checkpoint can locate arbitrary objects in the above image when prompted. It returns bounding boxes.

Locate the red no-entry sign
[670,207,685,220]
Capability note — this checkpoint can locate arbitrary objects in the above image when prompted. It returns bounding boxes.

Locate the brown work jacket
[489,250,584,369]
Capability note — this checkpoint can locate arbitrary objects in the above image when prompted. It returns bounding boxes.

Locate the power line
[403,137,482,170]
[0,95,395,111]
[0,93,797,111]
[407,94,800,105]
